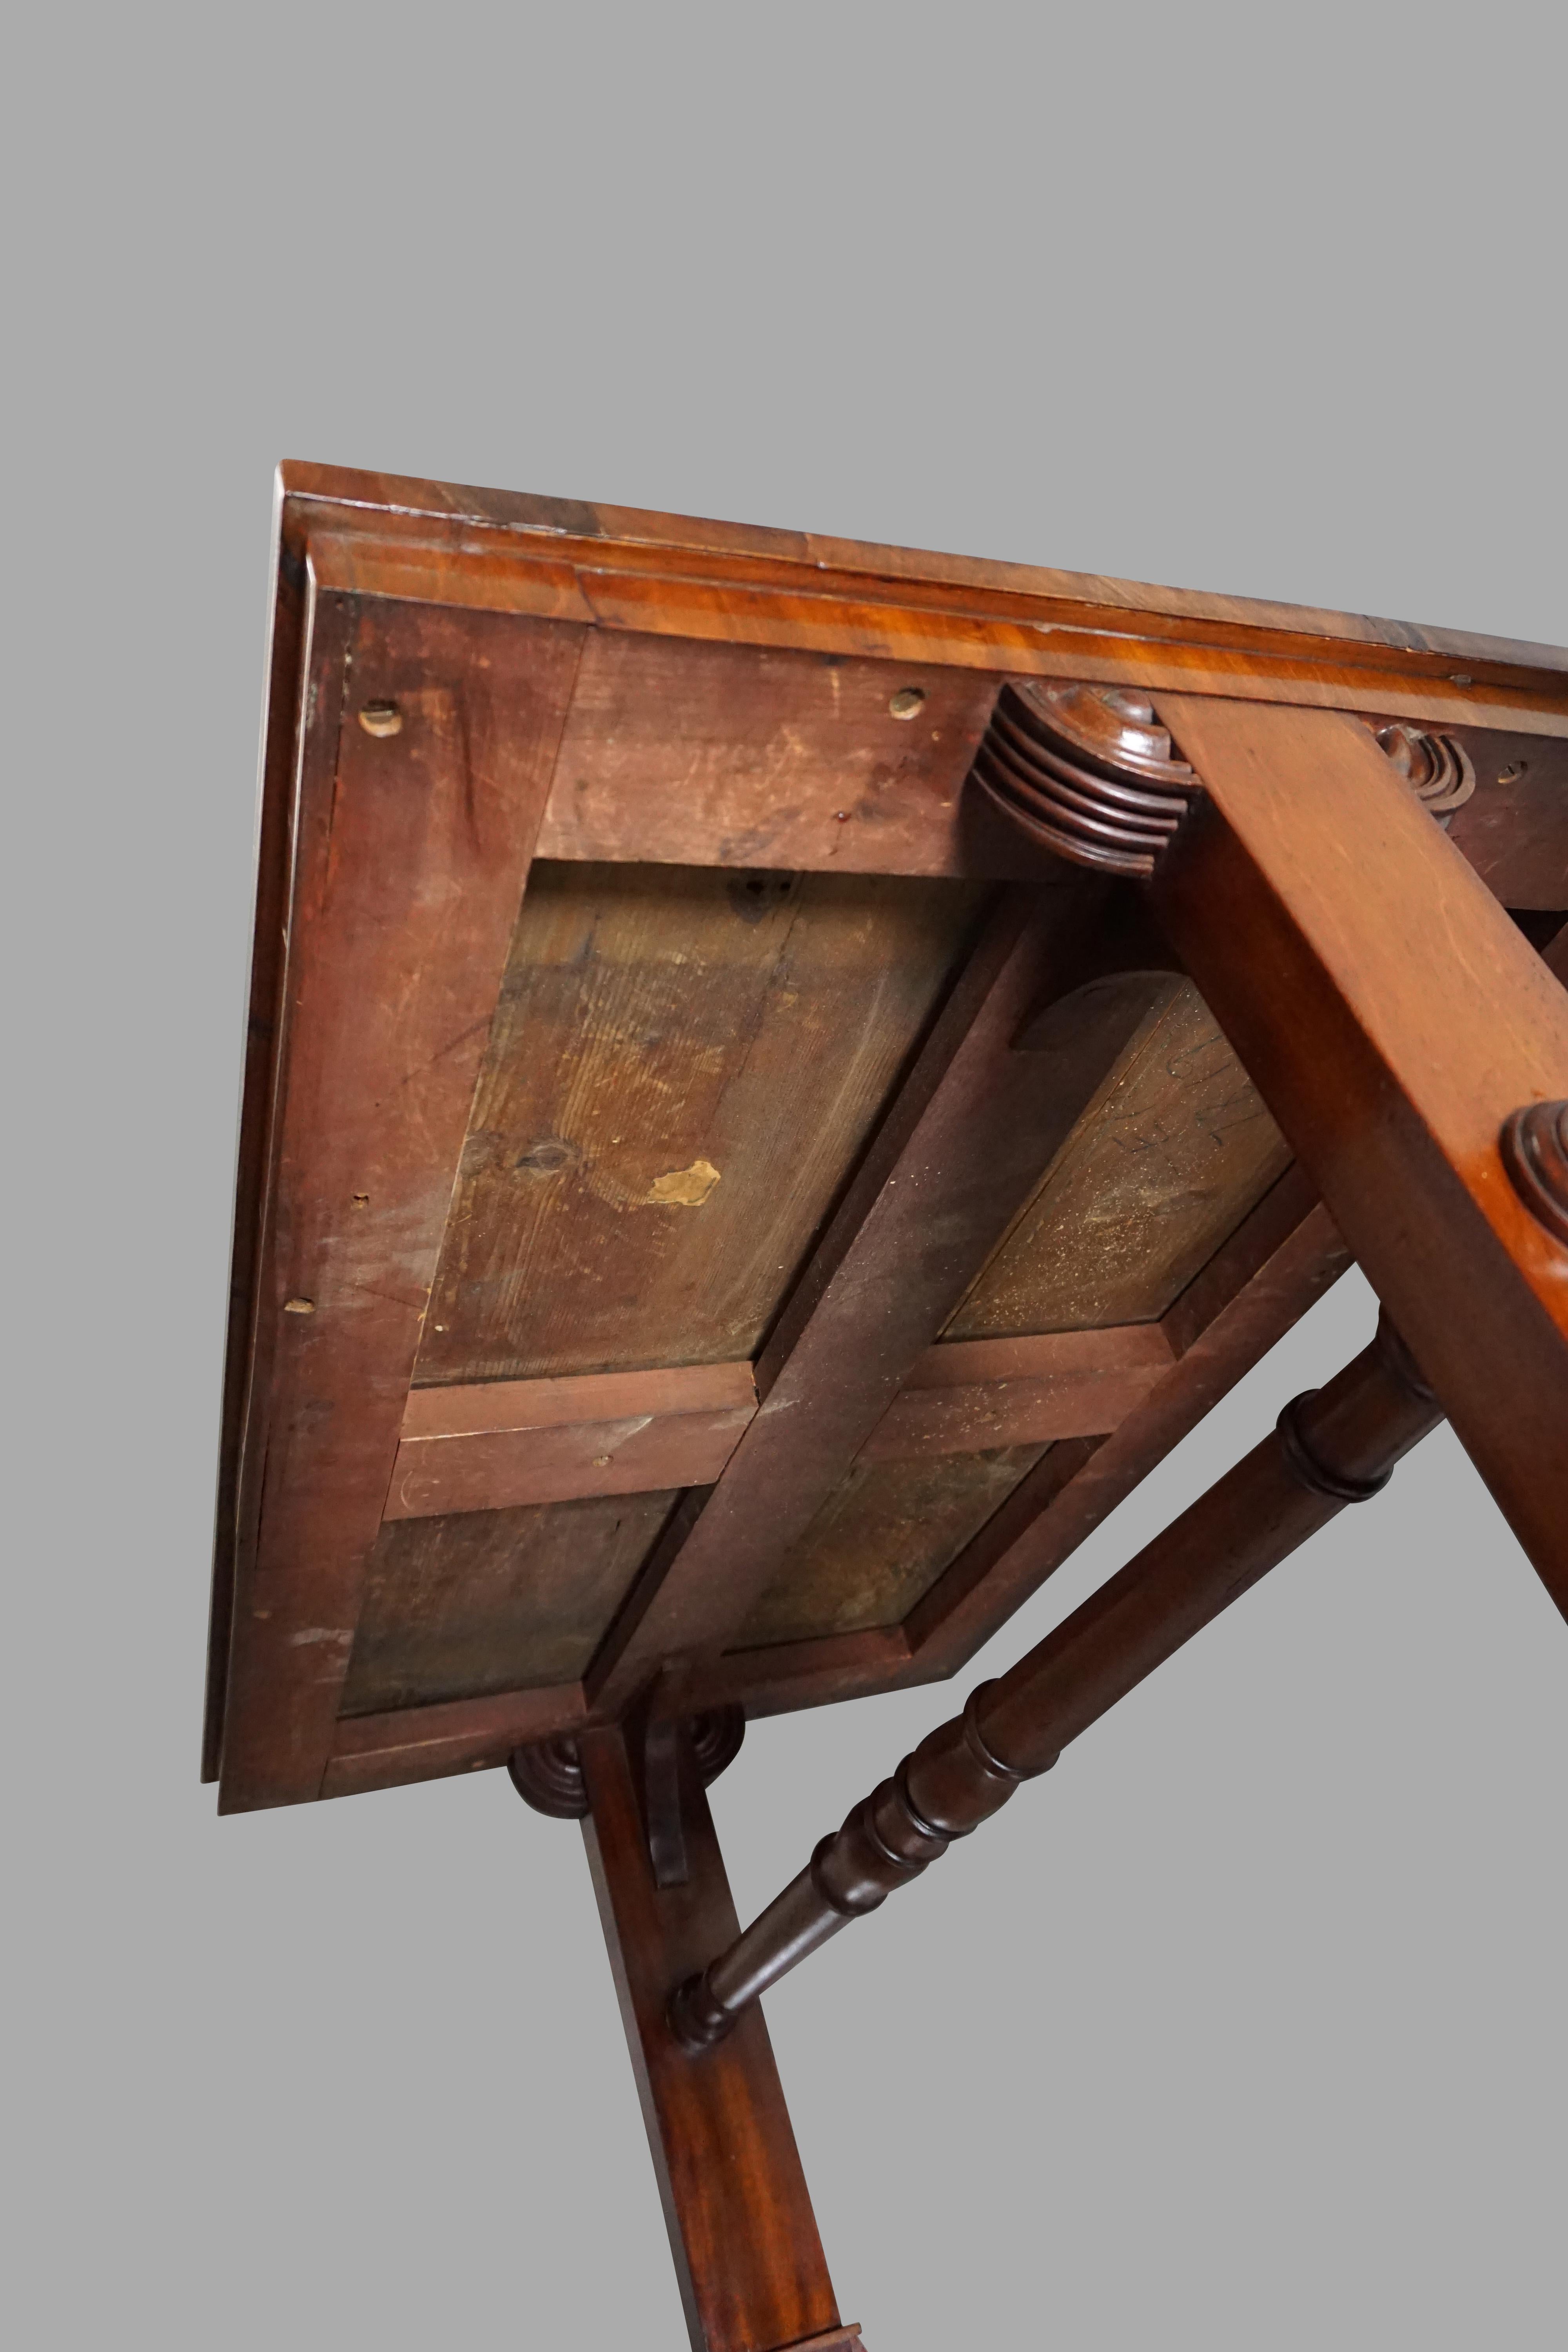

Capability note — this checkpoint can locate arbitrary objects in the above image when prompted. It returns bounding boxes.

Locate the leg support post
[575,1720,849,2352]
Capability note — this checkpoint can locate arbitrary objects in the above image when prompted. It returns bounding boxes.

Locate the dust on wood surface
[341,1490,679,1713]
[944,982,1291,1338]
[733,1445,1048,1650]
[416,861,981,1384]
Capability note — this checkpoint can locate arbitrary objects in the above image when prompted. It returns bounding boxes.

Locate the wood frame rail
[319,1171,1348,1799]
[208,464,1568,2352]
[387,1363,759,1519]
[383,1327,1178,1521]
[211,466,1568,1817]
[588,891,1183,1711]
[662,1312,1441,2053]
[683,1166,1348,1724]
[285,461,1568,738]
[213,600,586,1812]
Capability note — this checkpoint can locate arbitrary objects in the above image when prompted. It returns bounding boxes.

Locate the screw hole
[889,687,926,720]
[359,700,403,738]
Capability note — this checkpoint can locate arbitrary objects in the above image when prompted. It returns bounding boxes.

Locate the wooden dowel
[670,1311,1441,2053]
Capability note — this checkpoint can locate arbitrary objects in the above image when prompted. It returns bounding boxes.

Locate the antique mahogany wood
[907,1175,1347,1668]
[289,462,1567,736]
[209,466,1568,2352]
[855,1325,1173,1459]
[216,599,585,1811]
[676,1169,1348,1724]
[667,1314,1442,2052]
[211,463,1568,1823]
[1147,695,1568,1614]
[384,1327,1181,1524]
[415,860,984,1391]
[387,1362,759,1519]
[319,1178,1350,1788]
[587,897,1183,1713]
[578,1722,848,2352]
[325,1681,589,1803]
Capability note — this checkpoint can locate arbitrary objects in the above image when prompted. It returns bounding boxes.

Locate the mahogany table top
[205,463,1567,1814]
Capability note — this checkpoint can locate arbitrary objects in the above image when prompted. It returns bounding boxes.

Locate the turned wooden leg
[670,1311,1442,2049]
[570,1721,851,2352]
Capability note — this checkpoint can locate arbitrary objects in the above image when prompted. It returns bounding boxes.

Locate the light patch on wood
[645,1158,722,1208]
[415,864,981,1385]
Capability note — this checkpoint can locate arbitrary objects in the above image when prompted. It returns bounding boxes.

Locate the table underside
[205,467,1568,1814]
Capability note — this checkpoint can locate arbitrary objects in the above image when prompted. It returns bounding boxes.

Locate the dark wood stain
[579,1726,842,2351]
[215,599,586,1811]
[536,630,1001,876]
[217,464,1568,1831]
[944,981,1291,1338]
[341,1491,679,1714]
[1151,693,1568,1613]
[416,860,981,1383]
[1445,724,1568,910]
[732,1445,1047,1650]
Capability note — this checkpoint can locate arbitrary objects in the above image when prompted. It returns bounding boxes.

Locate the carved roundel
[968,680,1202,877]
[1500,1099,1568,1245]
[507,1707,746,1822]
[1363,720,1475,818]
[508,1734,588,1818]
[689,1704,747,1786]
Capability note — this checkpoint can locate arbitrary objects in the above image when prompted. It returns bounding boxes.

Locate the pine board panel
[732,1445,1048,1650]
[341,1491,679,1713]
[944,982,1291,1338]
[416,861,981,1383]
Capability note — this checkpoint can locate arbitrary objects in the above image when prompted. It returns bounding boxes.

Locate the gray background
[10,7,1565,2348]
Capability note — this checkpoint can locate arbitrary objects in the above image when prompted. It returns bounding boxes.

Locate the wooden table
[207,463,1568,2350]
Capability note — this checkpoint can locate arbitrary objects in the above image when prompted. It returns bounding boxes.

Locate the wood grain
[579,1724,842,2352]
[341,1490,680,1714]
[586,885,1167,1708]
[387,1362,756,1517]
[944,978,1291,1337]
[212,465,1568,1822]
[904,1173,1351,1669]
[861,1325,1174,1458]
[537,630,1001,875]
[416,862,981,1385]
[286,461,1568,735]
[205,534,335,1782]
[1445,724,1568,909]
[324,1683,587,1800]
[1151,693,1568,1612]
[681,1167,1348,1719]
[733,1445,1051,1650]
[215,601,585,1810]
